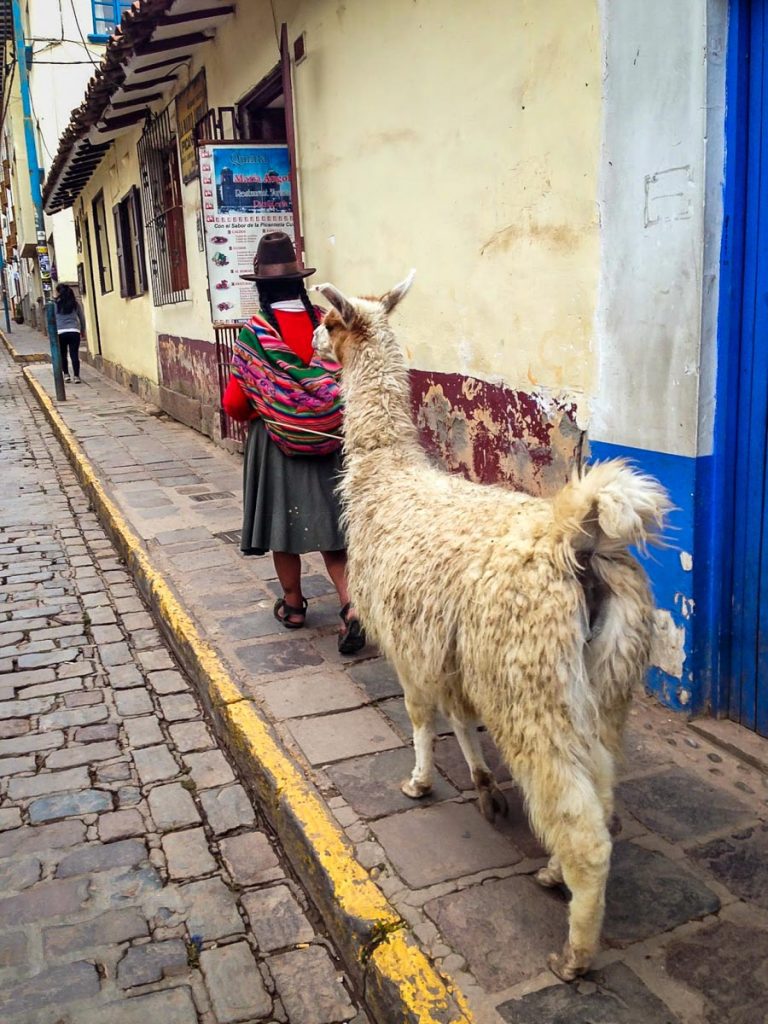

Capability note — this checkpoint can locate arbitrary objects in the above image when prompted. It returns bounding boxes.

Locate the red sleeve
[222,376,255,422]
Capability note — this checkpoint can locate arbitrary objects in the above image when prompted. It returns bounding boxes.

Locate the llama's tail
[552,459,671,568]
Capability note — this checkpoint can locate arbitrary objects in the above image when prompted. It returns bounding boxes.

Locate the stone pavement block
[98,809,145,842]
[0,857,41,892]
[102,986,199,1024]
[56,838,148,878]
[0,930,27,968]
[133,744,179,784]
[148,782,201,831]
[0,807,22,831]
[0,876,90,925]
[100,642,133,667]
[289,707,403,765]
[118,786,142,808]
[200,940,272,1022]
[87,605,117,625]
[426,875,566,990]
[91,624,124,644]
[619,768,754,842]
[162,827,217,879]
[159,693,199,722]
[181,876,244,940]
[0,695,55,718]
[121,612,155,631]
[242,884,314,951]
[117,939,188,988]
[0,818,85,857]
[234,638,324,677]
[17,648,79,669]
[75,722,120,742]
[345,658,403,700]
[327,747,459,819]
[123,715,165,748]
[46,739,121,769]
[147,669,188,694]
[199,784,256,835]
[256,669,366,720]
[108,664,145,689]
[220,831,283,886]
[0,718,30,740]
[0,961,100,1018]
[138,648,175,673]
[0,755,35,776]
[28,788,112,823]
[114,688,154,717]
[688,824,768,908]
[666,918,768,1024]
[39,703,109,730]
[498,962,680,1023]
[96,760,132,782]
[5,667,55,689]
[169,720,214,752]
[20,677,82,699]
[0,729,65,756]
[603,842,720,946]
[44,906,148,955]
[371,802,520,887]
[219,609,284,641]
[182,749,235,789]
[270,946,356,1024]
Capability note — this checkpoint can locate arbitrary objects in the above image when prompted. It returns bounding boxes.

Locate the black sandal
[274,596,308,630]
[338,602,366,654]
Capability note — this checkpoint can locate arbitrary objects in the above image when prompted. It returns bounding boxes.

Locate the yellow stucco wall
[76,0,600,404]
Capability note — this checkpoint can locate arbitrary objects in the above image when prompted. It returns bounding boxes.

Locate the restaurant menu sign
[176,70,208,184]
[198,143,294,322]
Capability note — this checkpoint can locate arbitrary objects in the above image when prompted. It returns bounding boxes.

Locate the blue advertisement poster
[199,143,295,321]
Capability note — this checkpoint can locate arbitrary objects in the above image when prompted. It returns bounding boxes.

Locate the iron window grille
[90,1,132,39]
[113,187,147,299]
[137,106,190,306]
[91,190,113,294]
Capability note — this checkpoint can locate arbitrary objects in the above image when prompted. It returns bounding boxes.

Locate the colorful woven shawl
[231,312,343,457]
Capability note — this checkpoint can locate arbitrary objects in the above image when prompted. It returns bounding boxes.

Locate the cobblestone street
[4,335,768,1024]
[0,347,364,1022]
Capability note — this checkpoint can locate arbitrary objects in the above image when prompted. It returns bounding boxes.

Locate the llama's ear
[314,283,355,326]
[381,269,415,315]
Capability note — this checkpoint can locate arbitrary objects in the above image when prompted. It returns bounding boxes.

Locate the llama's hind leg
[401,693,437,799]
[452,716,508,822]
[524,762,611,980]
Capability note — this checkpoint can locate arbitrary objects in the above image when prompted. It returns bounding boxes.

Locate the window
[137,106,190,305]
[91,190,113,294]
[113,187,147,298]
[238,65,287,143]
[90,1,132,40]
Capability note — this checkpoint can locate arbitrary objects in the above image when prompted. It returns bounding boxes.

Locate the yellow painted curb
[23,366,475,1024]
[0,327,50,364]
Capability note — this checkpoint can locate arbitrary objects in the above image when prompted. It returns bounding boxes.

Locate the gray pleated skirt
[240,419,346,556]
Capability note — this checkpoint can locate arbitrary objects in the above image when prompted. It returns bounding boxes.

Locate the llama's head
[312,270,415,366]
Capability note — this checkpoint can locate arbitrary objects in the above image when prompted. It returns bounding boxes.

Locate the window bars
[137,105,190,306]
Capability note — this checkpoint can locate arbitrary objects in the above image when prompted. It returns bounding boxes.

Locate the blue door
[726,0,768,735]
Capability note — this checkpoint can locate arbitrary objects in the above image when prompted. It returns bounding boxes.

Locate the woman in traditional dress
[222,232,364,654]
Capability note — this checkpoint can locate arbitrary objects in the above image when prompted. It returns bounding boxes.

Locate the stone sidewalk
[19,355,768,1024]
[0,320,51,363]
[0,349,365,1022]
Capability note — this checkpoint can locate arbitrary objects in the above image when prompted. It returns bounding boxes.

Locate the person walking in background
[55,284,86,384]
[222,231,365,655]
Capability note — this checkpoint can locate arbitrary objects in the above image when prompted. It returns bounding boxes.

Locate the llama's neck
[342,329,422,458]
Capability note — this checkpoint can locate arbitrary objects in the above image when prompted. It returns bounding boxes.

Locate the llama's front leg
[451,717,508,822]
[401,697,436,799]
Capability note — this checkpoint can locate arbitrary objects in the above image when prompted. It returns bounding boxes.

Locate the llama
[312,273,670,981]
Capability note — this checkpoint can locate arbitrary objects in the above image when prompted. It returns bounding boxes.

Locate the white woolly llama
[313,273,671,981]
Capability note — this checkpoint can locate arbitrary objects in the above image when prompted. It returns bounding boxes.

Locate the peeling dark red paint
[410,369,583,497]
[158,335,219,406]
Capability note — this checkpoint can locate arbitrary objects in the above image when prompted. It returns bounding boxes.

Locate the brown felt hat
[240,231,315,281]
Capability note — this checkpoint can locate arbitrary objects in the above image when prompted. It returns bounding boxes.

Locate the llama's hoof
[400,778,432,799]
[608,812,623,837]
[535,865,564,888]
[478,784,509,823]
[547,946,591,983]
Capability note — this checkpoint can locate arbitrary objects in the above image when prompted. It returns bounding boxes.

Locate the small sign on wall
[176,70,208,184]
[198,142,294,323]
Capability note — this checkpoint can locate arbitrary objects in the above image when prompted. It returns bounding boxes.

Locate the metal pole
[11,0,65,400]
[0,243,12,333]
